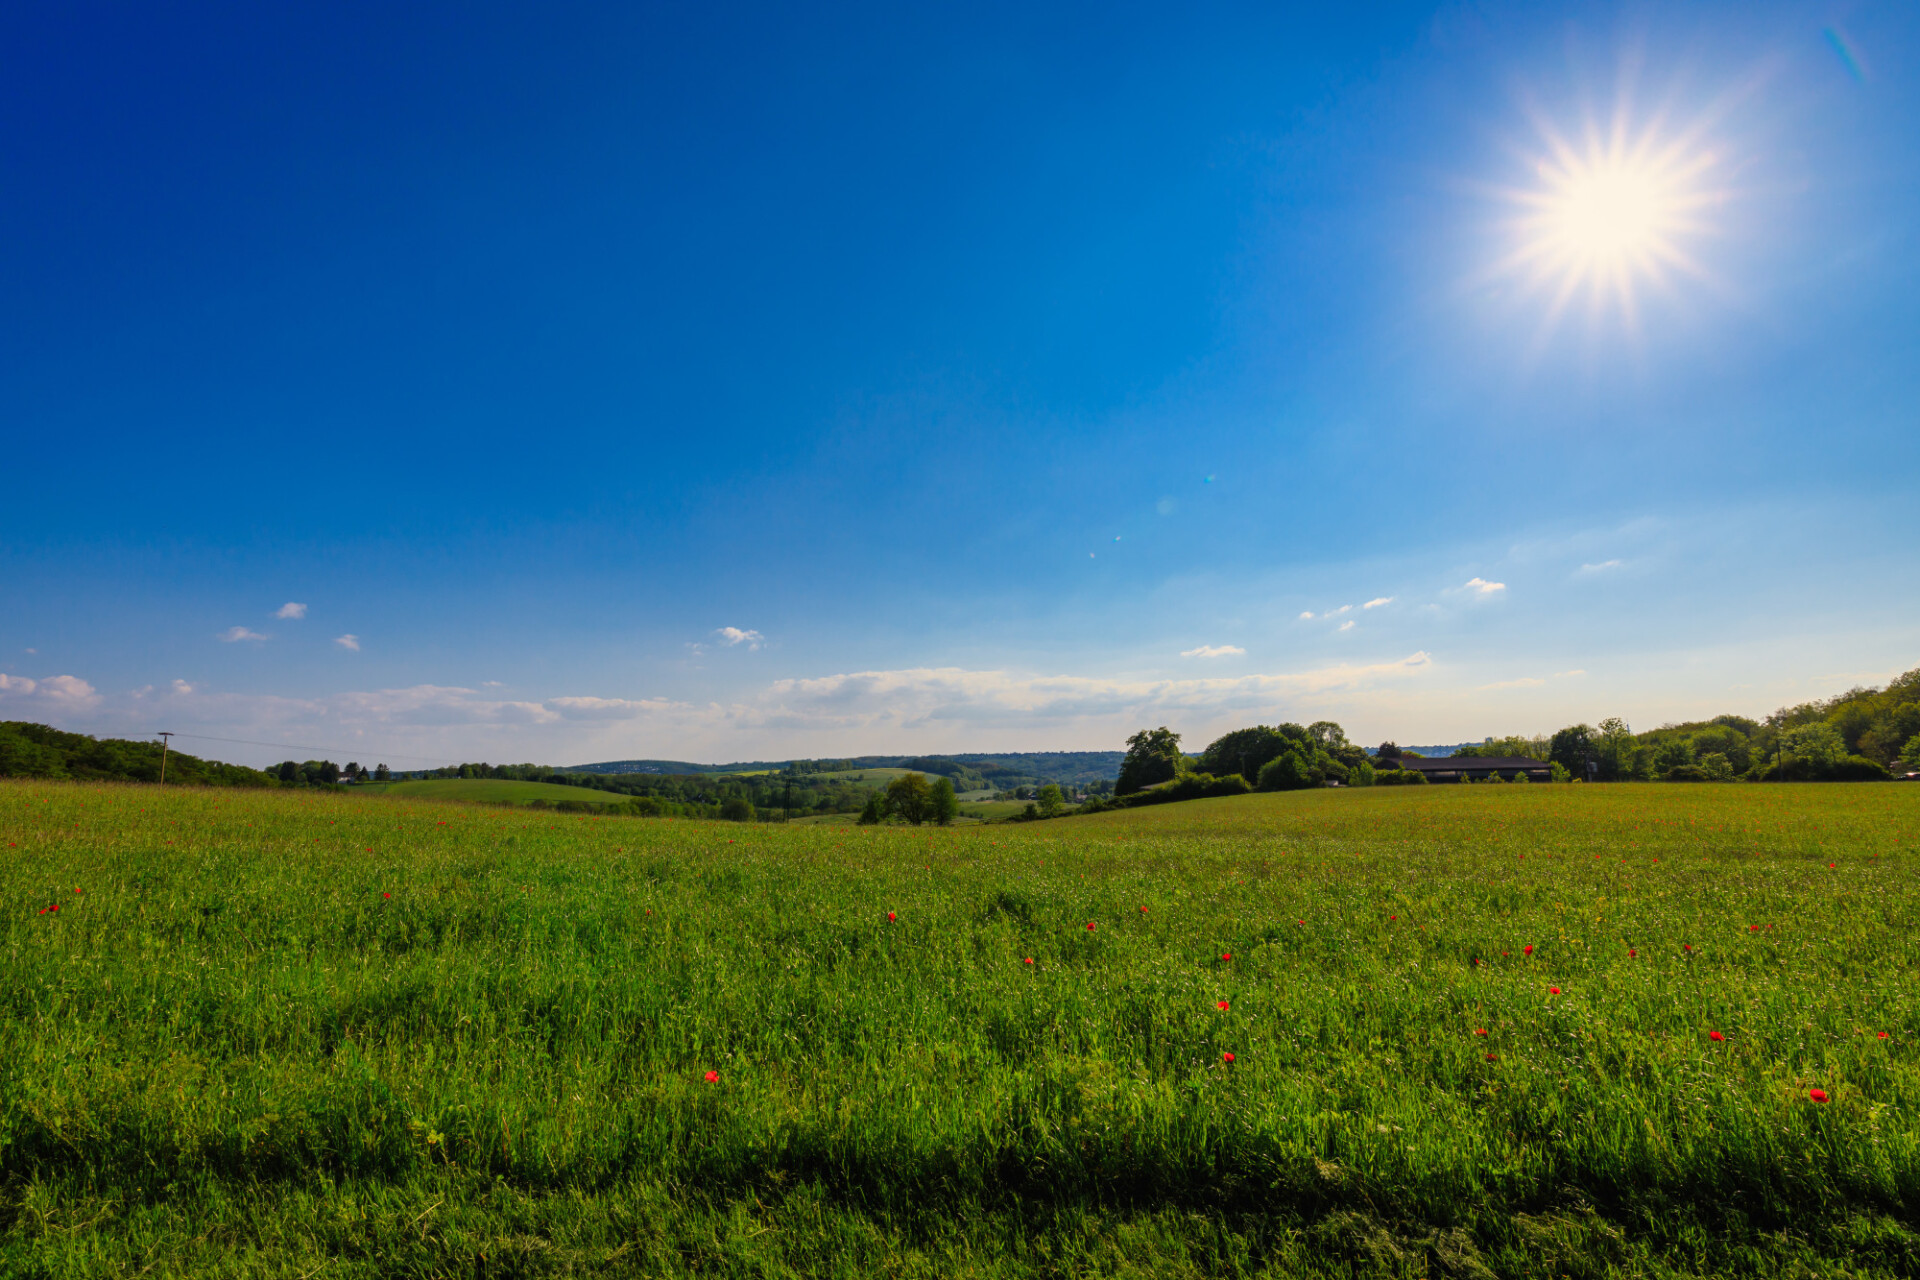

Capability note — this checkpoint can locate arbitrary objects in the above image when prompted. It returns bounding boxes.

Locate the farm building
[1380,754,1554,783]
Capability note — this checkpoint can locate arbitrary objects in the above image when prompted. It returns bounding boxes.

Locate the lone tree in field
[929,776,958,826]
[883,772,933,825]
[1116,727,1183,796]
[1036,783,1064,817]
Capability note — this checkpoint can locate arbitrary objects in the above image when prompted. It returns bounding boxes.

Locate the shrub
[1257,753,1314,792]
[1373,769,1429,786]
[719,797,755,822]
[1828,755,1890,782]
[1664,764,1712,782]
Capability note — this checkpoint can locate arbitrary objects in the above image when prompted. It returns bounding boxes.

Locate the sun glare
[1498,112,1720,328]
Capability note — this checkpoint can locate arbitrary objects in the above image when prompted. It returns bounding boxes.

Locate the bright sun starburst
[1498,113,1720,328]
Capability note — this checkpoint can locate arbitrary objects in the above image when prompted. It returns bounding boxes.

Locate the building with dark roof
[1380,754,1554,783]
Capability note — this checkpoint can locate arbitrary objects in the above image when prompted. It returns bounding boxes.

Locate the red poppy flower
[1471,958,1480,965]
[1523,945,1534,956]
[1220,952,1232,961]
[1628,948,1637,958]
[1139,906,1148,914]
[1024,957,1034,965]
[1749,925,1760,932]
[1474,1028,1488,1036]
[1217,1000,1230,1011]
[1878,1031,1889,1039]
[383,892,391,899]
[1709,1031,1725,1042]
[1548,987,1561,996]
[1086,921,1096,931]
[1222,1052,1235,1063]
[1808,1088,1828,1103]
[887,912,896,923]
[704,1070,719,1083]
[1501,951,1510,957]
[1389,915,1397,922]
[1485,1053,1498,1062]
[1683,944,1692,953]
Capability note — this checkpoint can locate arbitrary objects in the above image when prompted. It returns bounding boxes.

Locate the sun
[1498,114,1719,326]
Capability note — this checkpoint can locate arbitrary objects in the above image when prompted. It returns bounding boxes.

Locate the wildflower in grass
[1485,1053,1498,1062]
[1389,915,1397,922]
[1548,987,1561,996]
[1220,952,1232,961]
[1683,944,1692,953]
[1628,948,1638,958]
[383,892,391,899]
[1139,906,1148,914]
[1217,1000,1230,1011]
[1878,1031,1889,1039]
[1709,1031,1725,1042]
[1808,1088,1828,1103]
[887,912,896,923]
[1749,925,1760,932]
[1086,921,1096,931]
[1474,1028,1488,1036]
[704,1070,719,1083]
[1523,945,1533,956]
[1222,1052,1235,1063]
[1024,957,1034,965]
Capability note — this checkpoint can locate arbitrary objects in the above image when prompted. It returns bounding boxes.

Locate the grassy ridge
[355,777,627,805]
[1,781,1917,1277]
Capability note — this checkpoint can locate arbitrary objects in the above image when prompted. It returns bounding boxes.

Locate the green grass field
[353,777,628,806]
[3,780,1917,1277]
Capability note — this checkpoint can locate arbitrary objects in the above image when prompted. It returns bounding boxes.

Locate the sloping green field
[2,780,1917,1278]
[356,777,625,805]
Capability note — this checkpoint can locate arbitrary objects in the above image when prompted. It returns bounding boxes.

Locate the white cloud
[1338,620,1356,632]
[1299,611,1315,620]
[1327,604,1353,617]
[221,626,268,643]
[334,634,361,651]
[0,673,100,712]
[1180,644,1246,659]
[1578,560,1622,574]
[1460,578,1506,596]
[275,602,308,619]
[752,653,1435,732]
[1363,597,1394,610]
[714,627,764,650]
[172,679,194,695]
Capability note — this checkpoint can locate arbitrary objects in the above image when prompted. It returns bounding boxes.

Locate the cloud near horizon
[1180,644,1246,659]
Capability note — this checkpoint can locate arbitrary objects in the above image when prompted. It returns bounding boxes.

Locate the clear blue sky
[4,1,1917,767]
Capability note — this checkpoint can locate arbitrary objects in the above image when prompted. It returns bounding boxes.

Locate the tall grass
[2,780,1916,1277]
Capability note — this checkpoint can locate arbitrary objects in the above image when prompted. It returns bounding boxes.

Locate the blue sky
[3,1,1917,767]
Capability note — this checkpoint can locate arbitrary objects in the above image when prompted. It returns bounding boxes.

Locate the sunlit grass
[2,780,1916,1277]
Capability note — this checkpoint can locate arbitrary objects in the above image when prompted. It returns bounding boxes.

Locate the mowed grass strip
[1,780,1916,1278]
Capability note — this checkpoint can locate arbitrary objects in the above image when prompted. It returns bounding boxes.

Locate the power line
[150,731,451,766]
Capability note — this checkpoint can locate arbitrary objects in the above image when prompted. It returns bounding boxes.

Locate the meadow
[354,778,627,807]
[2,780,1916,1278]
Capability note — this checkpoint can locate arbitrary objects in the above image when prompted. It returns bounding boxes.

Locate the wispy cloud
[275,602,308,619]
[1180,644,1246,659]
[1459,578,1506,596]
[1327,604,1353,617]
[714,627,764,650]
[172,679,194,694]
[1338,620,1356,632]
[220,626,268,643]
[1578,560,1622,574]
[1298,611,1315,620]
[334,634,361,651]
[1363,597,1394,609]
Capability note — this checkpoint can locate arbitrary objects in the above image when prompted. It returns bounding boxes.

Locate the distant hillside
[568,758,787,775]
[571,751,1125,785]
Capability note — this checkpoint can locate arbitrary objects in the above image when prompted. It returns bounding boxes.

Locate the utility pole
[157,732,174,784]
